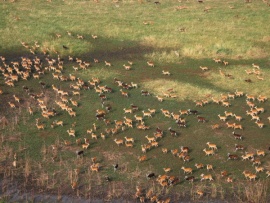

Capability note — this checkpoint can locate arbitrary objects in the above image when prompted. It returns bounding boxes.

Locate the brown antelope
[145,135,156,143]
[256,150,265,157]
[246,94,255,101]
[200,174,213,181]
[247,173,257,181]
[255,166,264,173]
[218,114,227,122]
[114,138,124,146]
[199,66,208,71]
[233,114,242,121]
[233,123,243,130]
[36,123,45,130]
[67,129,75,137]
[162,70,171,75]
[195,163,204,169]
[150,141,158,147]
[82,143,90,149]
[252,63,260,69]
[53,120,63,127]
[224,111,233,117]
[142,110,152,118]
[211,124,219,130]
[148,108,156,115]
[120,89,128,97]
[254,106,264,113]
[13,95,20,103]
[235,90,244,97]
[213,58,221,63]
[162,148,168,154]
[206,142,218,151]
[8,102,16,108]
[156,95,164,102]
[181,167,193,174]
[104,61,111,67]
[222,101,230,107]
[123,108,132,114]
[195,100,203,107]
[226,122,235,129]
[125,141,133,148]
[138,155,147,162]
[257,95,267,102]
[134,115,143,122]
[255,121,264,128]
[91,133,98,140]
[266,171,270,178]
[163,168,171,173]
[90,164,99,172]
[211,97,220,104]
[123,64,131,70]
[203,148,215,156]
[206,164,213,171]
[147,61,154,67]
[124,136,134,143]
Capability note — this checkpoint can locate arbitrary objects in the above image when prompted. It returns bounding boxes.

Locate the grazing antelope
[206,142,218,151]
[8,102,16,108]
[224,111,233,117]
[213,58,221,63]
[163,168,171,173]
[255,166,264,173]
[181,167,193,174]
[195,163,204,169]
[235,144,244,151]
[142,110,152,118]
[252,63,260,69]
[206,164,213,171]
[124,136,134,143]
[256,150,265,157]
[255,106,264,113]
[200,174,213,181]
[162,148,168,154]
[125,141,133,148]
[120,89,128,97]
[67,129,75,137]
[156,95,164,102]
[247,173,257,181]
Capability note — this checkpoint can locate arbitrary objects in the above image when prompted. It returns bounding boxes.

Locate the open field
[0,0,270,202]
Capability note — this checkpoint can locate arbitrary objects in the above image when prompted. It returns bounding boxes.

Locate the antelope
[90,164,99,172]
[82,143,90,149]
[67,129,75,137]
[142,110,152,118]
[195,163,204,169]
[266,171,270,178]
[77,34,83,39]
[222,101,230,107]
[28,107,33,115]
[233,123,243,130]
[162,70,171,75]
[255,106,264,113]
[206,164,213,171]
[235,144,244,151]
[120,89,128,97]
[203,148,215,156]
[226,122,235,129]
[218,114,227,121]
[138,155,147,162]
[227,177,233,183]
[36,123,45,130]
[179,109,189,116]
[91,133,98,140]
[255,121,264,128]
[54,120,63,126]
[206,142,218,151]
[213,58,221,63]
[168,127,177,136]
[246,94,255,101]
[211,124,219,130]
[235,90,244,97]
[148,108,156,115]
[145,135,156,143]
[171,149,178,156]
[125,141,133,148]
[251,114,260,122]
[114,138,124,146]
[257,75,264,80]
[8,102,16,108]
[163,168,171,173]
[147,61,154,67]
[224,111,233,117]
[195,101,203,107]
[223,61,229,66]
[233,114,242,121]
[252,63,260,69]
[124,136,134,143]
[247,173,257,181]
[123,108,133,114]
[232,131,243,140]
[123,64,131,70]
[104,61,111,67]
[181,167,193,174]
[13,95,20,103]
[252,158,261,166]
[199,66,208,71]
[130,82,138,88]
[156,95,164,102]
[257,95,267,102]
[200,174,213,181]
[134,115,143,122]
[70,99,78,107]
[162,148,168,154]
[212,97,220,104]
[256,150,265,156]
[245,69,253,75]
[255,166,264,173]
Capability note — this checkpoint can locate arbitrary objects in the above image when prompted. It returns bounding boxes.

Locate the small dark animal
[113,164,118,172]
[62,45,69,49]
[188,109,198,115]
[146,172,155,179]
[197,116,206,123]
[105,176,111,182]
[232,131,243,140]
[76,150,84,158]
[227,153,238,160]
[245,79,252,83]
[168,127,177,136]
[39,81,46,88]
[198,0,204,2]
[131,104,139,111]
[154,1,160,4]
[23,85,29,92]
[141,90,150,96]
[185,176,195,183]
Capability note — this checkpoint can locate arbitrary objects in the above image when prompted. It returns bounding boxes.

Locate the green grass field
[0,0,270,202]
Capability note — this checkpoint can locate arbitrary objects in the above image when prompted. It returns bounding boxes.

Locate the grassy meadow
[0,0,270,202]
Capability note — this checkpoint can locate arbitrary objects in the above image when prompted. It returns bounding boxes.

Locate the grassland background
[0,0,270,202]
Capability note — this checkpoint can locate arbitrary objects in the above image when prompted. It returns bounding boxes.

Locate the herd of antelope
[0,37,269,202]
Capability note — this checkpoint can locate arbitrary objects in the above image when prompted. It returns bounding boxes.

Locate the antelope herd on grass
[0,39,269,201]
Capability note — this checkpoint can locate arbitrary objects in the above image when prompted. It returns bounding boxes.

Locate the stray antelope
[104,61,111,67]
[162,70,171,75]
[199,66,208,71]
[138,155,147,162]
[195,163,204,169]
[206,164,213,171]
[147,61,154,67]
[82,143,90,149]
